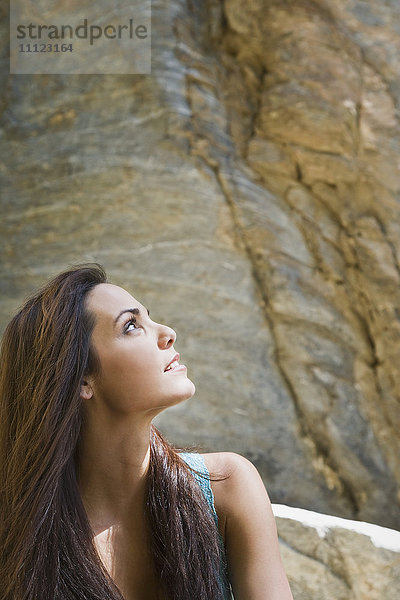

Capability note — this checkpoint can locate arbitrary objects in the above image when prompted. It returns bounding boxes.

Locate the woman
[0,264,293,600]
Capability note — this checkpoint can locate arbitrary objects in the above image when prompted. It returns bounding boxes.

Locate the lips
[164,353,180,372]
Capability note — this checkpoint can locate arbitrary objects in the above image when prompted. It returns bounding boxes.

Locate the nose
[157,323,176,349]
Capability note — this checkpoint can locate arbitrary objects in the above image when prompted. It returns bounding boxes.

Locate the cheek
[96,348,161,397]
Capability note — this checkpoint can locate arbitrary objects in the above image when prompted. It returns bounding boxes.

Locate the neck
[77,412,153,532]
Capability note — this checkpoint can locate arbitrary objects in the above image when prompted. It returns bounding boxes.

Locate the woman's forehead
[86,283,140,316]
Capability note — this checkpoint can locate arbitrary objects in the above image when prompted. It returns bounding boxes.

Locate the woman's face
[84,283,195,416]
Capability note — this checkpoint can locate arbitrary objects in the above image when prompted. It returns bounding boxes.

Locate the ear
[80,378,94,401]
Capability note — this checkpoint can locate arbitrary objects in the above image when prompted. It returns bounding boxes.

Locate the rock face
[1,1,400,529]
[273,505,400,600]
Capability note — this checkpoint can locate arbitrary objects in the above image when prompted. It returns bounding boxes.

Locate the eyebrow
[114,307,150,326]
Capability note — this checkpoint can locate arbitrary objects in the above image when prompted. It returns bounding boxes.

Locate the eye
[124,318,139,334]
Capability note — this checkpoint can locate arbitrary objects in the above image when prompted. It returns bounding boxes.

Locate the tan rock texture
[273,505,400,600]
[1,1,400,529]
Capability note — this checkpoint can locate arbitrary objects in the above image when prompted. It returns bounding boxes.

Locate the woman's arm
[206,452,293,600]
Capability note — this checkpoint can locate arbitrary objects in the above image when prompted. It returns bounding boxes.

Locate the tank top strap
[179,452,233,600]
[179,452,218,526]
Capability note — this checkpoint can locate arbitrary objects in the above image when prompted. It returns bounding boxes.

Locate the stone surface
[273,504,400,600]
[1,0,400,530]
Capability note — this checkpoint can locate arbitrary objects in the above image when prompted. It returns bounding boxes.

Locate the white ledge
[272,504,400,552]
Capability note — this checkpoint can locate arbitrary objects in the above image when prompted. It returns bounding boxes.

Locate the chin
[171,380,196,406]
[180,381,196,401]
[186,379,196,398]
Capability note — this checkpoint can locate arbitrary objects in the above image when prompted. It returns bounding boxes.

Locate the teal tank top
[179,452,233,600]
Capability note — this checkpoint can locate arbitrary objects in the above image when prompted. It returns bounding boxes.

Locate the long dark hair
[0,264,225,600]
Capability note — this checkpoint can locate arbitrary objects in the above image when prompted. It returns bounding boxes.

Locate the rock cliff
[1,1,400,531]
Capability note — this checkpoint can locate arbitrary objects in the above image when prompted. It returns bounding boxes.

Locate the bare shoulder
[202,451,259,480]
[202,452,271,517]
[202,453,294,600]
